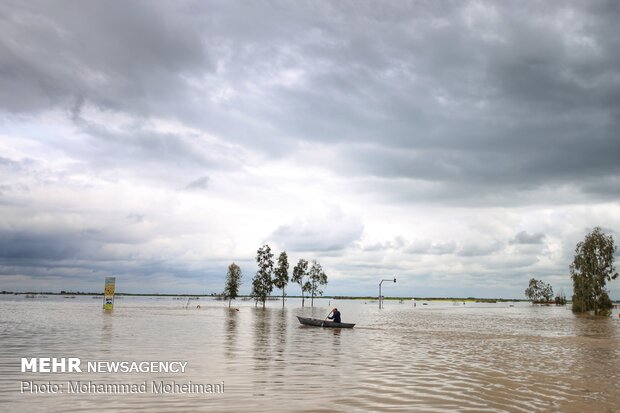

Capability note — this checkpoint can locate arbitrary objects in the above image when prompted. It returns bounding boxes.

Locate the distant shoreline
[7,291,620,303]
[5,291,620,305]
[0,291,529,302]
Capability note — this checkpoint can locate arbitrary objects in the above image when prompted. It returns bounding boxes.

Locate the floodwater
[1,296,619,412]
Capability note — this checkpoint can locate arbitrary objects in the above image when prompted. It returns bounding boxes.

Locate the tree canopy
[571,227,618,315]
[292,258,309,307]
[524,278,553,303]
[252,244,274,308]
[224,262,242,307]
[308,260,328,307]
[273,251,289,307]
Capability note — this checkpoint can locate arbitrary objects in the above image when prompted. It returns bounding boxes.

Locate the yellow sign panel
[103,277,116,310]
[104,284,115,296]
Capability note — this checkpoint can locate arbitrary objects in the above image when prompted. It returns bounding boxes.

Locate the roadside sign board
[103,277,116,310]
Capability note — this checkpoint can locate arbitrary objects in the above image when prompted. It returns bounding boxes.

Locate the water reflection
[224,308,238,361]
[271,309,288,389]
[252,307,272,397]
[99,311,113,353]
[273,308,288,359]
[253,307,273,365]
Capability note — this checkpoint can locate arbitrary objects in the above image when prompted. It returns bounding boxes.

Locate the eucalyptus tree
[252,244,274,308]
[303,281,312,304]
[273,251,289,308]
[524,278,553,303]
[308,260,328,307]
[571,227,618,315]
[224,262,242,308]
[291,258,309,307]
[250,276,261,307]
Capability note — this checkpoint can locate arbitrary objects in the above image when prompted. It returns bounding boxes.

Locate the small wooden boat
[296,316,355,328]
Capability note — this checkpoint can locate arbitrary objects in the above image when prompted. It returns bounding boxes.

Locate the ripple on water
[0,298,619,412]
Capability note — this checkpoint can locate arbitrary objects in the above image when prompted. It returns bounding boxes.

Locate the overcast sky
[1,0,619,298]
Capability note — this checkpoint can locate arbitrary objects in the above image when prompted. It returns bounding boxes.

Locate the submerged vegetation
[554,291,567,306]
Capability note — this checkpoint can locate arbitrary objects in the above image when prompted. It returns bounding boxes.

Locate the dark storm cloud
[0,230,80,261]
[216,0,620,203]
[0,226,144,263]
[0,0,206,114]
[0,225,239,293]
[222,0,620,201]
[2,1,620,204]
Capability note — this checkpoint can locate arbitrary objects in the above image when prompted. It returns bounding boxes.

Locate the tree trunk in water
[311,293,314,307]
[282,288,285,308]
[301,293,304,307]
[228,297,231,308]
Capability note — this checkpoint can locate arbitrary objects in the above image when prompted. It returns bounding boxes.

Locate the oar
[321,310,333,327]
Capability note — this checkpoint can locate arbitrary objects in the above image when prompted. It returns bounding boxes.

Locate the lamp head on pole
[393,278,396,283]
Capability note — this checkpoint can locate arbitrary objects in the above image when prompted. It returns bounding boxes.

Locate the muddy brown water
[1,296,619,412]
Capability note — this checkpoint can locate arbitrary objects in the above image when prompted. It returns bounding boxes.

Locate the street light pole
[379,277,396,309]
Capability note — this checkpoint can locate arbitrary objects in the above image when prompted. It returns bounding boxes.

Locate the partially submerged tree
[252,244,274,308]
[308,260,328,307]
[571,227,618,315]
[291,259,309,307]
[273,251,289,308]
[524,278,554,303]
[303,281,312,304]
[224,262,242,308]
[250,275,261,307]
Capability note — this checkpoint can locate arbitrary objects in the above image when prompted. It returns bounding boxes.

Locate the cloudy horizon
[1,0,619,298]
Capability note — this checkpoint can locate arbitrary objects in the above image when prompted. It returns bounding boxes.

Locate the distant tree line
[223,244,328,308]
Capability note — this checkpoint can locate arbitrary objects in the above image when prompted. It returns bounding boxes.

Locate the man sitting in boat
[327,308,341,323]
